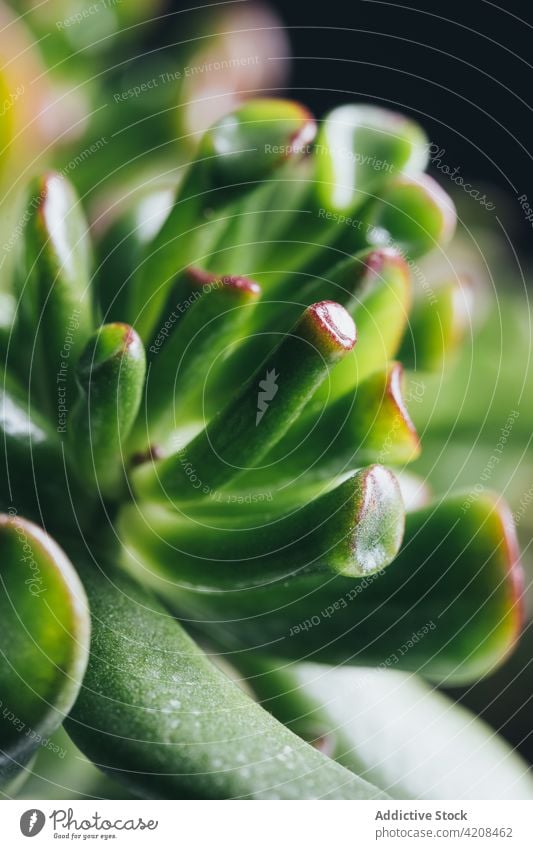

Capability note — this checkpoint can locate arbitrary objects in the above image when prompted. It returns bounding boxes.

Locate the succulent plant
[0,97,530,801]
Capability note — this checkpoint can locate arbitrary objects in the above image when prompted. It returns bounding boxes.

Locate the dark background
[263,0,533,760]
[265,0,533,256]
[140,0,532,257]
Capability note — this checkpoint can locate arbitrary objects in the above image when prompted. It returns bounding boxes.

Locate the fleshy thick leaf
[121,466,404,588]
[135,268,260,444]
[200,98,316,187]
[410,295,532,442]
[358,173,457,259]
[399,276,472,371]
[132,99,316,342]
[65,558,386,800]
[131,301,356,503]
[298,665,533,799]
[199,159,314,278]
[204,247,409,414]
[0,515,90,786]
[0,369,92,531]
[96,187,174,324]
[252,361,420,483]
[15,172,94,406]
[313,104,429,214]
[244,107,429,287]
[312,248,411,402]
[159,493,523,684]
[69,323,146,494]
[240,660,533,800]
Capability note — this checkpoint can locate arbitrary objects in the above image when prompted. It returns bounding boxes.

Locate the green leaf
[131,301,356,503]
[313,248,412,401]
[157,493,523,684]
[203,247,410,414]
[199,99,316,187]
[399,276,472,371]
[410,295,532,441]
[16,172,94,408]
[0,515,90,786]
[68,323,146,494]
[131,99,316,342]
[65,559,387,800]
[95,187,174,324]
[313,104,429,214]
[200,159,314,278]
[120,465,404,588]
[240,659,533,800]
[358,174,457,259]
[134,268,261,445]
[253,361,420,482]
[408,296,533,531]
[295,665,533,799]
[245,106,429,286]
[0,368,92,532]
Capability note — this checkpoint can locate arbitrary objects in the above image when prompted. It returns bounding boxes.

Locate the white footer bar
[2,799,533,848]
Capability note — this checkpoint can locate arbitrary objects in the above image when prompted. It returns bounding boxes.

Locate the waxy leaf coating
[66,560,386,800]
[0,516,90,786]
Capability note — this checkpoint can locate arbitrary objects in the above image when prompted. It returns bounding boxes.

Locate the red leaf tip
[307,300,357,352]
[186,267,261,298]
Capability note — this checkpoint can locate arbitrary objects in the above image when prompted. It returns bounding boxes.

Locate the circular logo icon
[20,810,46,837]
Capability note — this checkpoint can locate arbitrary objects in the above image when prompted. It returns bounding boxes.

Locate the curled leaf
[131,301,356,503]
[314,104,429,214]
[162,494,523,684]
[0,515,90,786]
[69,323,146,494]
[66,559,386,800]
[16,172,94,407]
[258,361,420,480]
[313,247,411,401]
[205,247,409,412]
[136,268,260,443]
[240,659,533,800]
[132,99,316,341]
[121,465,405,588]
[359,173,457,258]
[399,275,472,371]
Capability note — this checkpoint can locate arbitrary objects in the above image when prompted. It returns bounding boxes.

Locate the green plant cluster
[0,98,530,800]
